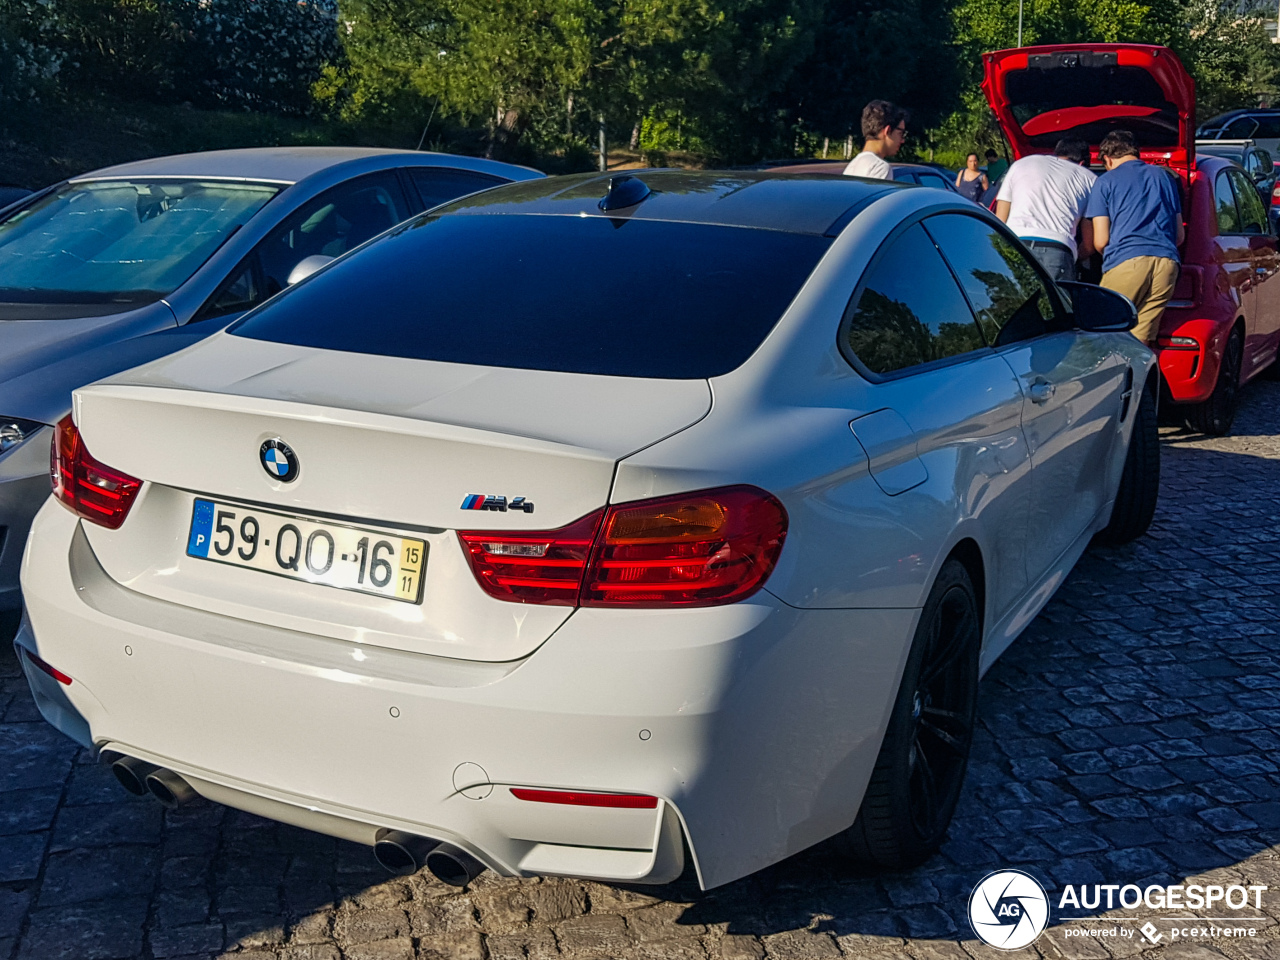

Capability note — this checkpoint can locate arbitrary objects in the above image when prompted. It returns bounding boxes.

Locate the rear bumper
[19,500,917,889]
[1156,315,1227,404]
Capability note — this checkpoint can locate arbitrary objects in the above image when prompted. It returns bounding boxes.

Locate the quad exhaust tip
[374,831,486,886]
[110,757,198,809]
[145,768,198,809]
[111,756,158,796]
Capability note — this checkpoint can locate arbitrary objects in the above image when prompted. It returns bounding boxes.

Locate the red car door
[1211,168,1258,363]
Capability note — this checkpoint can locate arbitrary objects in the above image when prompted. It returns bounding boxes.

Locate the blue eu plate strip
[187,499,215,558]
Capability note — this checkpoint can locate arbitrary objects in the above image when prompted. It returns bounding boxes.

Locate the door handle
[1029,381,1055,404]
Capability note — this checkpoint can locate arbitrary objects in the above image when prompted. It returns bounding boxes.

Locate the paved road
[5,382,1280,960]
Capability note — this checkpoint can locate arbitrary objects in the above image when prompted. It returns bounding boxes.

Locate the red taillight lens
[51,415,141,530]
[583,487,788,606]
[22,648,72,685]
[457,509,604,605]
[459,485,788,608]
[1272,182,1280,206]
[510,788,658,809]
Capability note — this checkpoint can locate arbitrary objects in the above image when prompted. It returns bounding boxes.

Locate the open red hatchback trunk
[982,44,1196,179]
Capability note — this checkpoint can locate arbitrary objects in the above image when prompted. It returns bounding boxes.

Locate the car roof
[435,170,898,236]
[72,146,523,185]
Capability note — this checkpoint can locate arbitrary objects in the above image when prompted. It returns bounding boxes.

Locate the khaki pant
[1101,256,1180,345]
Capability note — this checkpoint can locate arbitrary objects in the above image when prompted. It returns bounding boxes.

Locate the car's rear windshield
[0,179,280,308]
[229,213,831,379]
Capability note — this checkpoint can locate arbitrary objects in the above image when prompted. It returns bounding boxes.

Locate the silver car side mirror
[287,254,335,286]
[1057,281,1137,333]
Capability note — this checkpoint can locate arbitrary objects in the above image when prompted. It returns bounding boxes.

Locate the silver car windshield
[0,179,280,308]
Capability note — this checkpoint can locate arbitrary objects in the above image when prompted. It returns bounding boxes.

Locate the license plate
[186,499,427,603]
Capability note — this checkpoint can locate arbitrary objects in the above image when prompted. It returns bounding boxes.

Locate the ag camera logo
[969,870,1050,950]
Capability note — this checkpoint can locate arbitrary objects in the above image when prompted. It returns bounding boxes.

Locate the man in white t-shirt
[995,138,1096,281]
[843,100,908,180]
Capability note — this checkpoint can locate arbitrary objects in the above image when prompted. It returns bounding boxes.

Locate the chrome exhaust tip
[111,756,158,796]
[373,831,440,876]
[144,768,198,810]
[425,843,486,887]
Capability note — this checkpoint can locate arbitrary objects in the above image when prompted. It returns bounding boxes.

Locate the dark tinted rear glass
[230,214,830,379]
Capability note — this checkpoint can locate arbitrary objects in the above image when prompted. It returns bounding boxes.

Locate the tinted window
[1224,117,1259,139]
[1254,116,1280,138]
[1228,169,1268,234]
[409,168,505,209]
[199,172,410,320]
[0,179,277,307]
[842,224,986,375]
[231,215,831,379]
[918,173,952,191]
[1215,171,1244,234]
[924,214,1059,347]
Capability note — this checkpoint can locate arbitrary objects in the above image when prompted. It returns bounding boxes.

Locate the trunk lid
[982,44,1196,179]
[74,333,712,661]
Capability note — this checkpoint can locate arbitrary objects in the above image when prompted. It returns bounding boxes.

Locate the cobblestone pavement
[7,383,1280,960]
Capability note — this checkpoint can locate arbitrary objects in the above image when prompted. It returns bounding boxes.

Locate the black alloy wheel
[839,559,980,869]
[1187,327,1243,436]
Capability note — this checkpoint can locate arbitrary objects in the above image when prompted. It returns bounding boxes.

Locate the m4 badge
[461,494,535,514]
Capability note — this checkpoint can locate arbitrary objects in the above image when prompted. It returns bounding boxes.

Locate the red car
[984,43,1280,434]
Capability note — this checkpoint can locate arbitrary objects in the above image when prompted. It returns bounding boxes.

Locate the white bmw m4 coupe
[17,170,1157,891]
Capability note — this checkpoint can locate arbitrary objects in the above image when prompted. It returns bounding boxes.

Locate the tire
[1098,380,1159,545]
[1186,328,1243,435]
[837,558,980,869]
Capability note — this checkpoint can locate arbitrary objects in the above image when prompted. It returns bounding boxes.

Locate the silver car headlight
[0,417,43,455]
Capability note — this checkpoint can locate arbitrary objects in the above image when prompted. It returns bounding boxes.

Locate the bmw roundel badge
[259,439,299,483]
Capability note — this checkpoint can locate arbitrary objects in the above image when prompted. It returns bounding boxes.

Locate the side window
[258,173,410,296]
[408,168,505,210]
[924,214,1059,347]
[1215,171,1244,234]
[842,223,987,376]
[1224,116,1259,139]
[196,172,410,320]
[1228,168,1268,234]
[1254,116,1280,138]
[918,173,949,190]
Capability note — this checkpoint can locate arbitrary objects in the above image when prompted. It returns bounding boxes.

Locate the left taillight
[459,485,788,608]
[51,415,141,529]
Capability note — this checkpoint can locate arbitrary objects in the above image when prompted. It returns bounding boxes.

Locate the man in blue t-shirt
[1085,130,1184,346]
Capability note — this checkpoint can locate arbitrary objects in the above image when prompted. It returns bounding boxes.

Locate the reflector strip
[23,648,72,686]
[510,788,659,809]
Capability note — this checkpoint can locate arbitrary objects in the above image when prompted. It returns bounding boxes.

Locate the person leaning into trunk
[1085,130,1184,346]
[843,100,908,180]
[994,137,1096,281]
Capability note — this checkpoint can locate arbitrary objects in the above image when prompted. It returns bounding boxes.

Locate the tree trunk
[566,93,574,137]
[629,122,640,150]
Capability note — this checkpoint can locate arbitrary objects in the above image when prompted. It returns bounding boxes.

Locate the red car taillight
[459,485,788,608]
[51,415,141,529]
[1272,181,1280,207]
[457,509,603,605]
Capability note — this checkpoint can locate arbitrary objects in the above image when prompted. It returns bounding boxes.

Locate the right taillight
[1272,182,1280,206]
[459,485,787,608]
[51,415,142,530]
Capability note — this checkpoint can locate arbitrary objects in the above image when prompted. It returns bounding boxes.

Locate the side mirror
[1058,281,1137,333]
[286,254,335,286]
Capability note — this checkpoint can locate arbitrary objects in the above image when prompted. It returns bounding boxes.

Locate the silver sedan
[0,147,543,609]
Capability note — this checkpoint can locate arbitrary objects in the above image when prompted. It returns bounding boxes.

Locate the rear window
[230,214,831,379]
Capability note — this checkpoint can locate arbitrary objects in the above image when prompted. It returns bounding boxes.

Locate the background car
[983,42,1280,434]
[762,158,964,193]
[1194,138,1276,218]
[0,147,542,610]
[1198,108,1280,154]
[17,170,1156,892]
[0,184,31,210]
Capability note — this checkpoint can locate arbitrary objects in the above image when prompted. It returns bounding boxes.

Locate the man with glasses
[843,101,908,180]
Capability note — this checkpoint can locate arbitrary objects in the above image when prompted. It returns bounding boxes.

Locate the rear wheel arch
[945,538,985,639]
